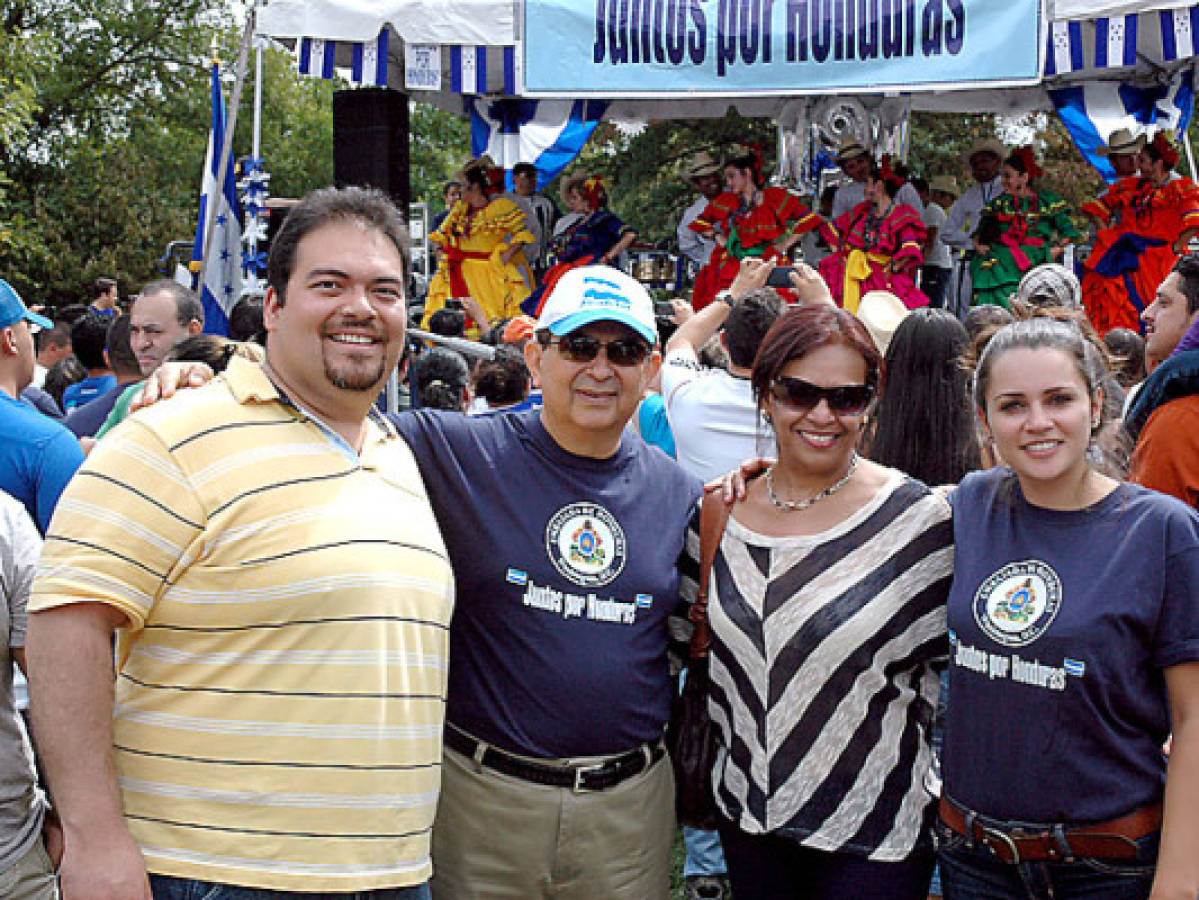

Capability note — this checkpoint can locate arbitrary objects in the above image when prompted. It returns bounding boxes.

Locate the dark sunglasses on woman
[771,376,874,416]
[542,332,652,366]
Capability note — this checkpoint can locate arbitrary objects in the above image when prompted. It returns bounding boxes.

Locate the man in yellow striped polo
[26,187,453,899]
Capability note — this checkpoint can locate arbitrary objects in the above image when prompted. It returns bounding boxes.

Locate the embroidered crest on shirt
[544,502,627,587]
[973,559,1063,647]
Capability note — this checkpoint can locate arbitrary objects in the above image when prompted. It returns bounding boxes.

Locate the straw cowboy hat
[685,151,721,180]
[929,175,960,197]
[856,291,911,355]
[963,138,1007,163]
[836,138,870,163]
[1097,128,1146,157]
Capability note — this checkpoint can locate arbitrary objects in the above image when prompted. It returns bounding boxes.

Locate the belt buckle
[979,824,1022,864]
[572,760,610,794]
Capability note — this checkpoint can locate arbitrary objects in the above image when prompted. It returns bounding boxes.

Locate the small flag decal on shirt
[1063,658,1086,678]
[506,568,528,586]
[636,594,653,609]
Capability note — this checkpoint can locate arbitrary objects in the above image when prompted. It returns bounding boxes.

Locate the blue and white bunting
[469,99,608,188]
[1045,20,1085,77]
[1049,68,1196,182]
[1161,7,1199,63]
[192,61,243,336]
[451,45,516,95]
[1094,14,1138,69]
[298,30,389,87]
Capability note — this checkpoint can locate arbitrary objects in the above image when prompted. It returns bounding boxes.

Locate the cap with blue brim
[536,266,658,346]
[0,278,52,331]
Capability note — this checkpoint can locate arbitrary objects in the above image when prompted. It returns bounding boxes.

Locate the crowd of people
[0,124,1196,900]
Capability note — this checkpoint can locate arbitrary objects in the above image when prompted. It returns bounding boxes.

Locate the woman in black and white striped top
[685,304,954,899]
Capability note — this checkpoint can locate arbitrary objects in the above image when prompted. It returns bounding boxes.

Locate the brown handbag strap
[690,491,732,660]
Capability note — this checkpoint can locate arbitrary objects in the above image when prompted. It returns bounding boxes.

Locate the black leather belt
[445,724,665,793]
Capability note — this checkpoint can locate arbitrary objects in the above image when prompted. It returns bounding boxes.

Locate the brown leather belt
[939,796,1161,864]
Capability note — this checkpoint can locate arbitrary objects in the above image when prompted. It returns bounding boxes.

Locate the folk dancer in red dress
[818,157,929,313]
[1081,131,1199,336]
[688,145,821,309]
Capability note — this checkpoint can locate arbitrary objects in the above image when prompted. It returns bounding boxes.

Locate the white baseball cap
[536,265,657,345]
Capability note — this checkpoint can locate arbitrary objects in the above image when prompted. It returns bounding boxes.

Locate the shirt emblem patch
[973,559,1063,648]
[544,502,627,588]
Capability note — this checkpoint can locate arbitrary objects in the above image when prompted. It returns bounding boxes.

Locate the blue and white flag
[1049,68,1196,182]
[298,30,389,87]
[1045,20,1085,77]
[192,60,243,336]
[1094,14,1138,70]
[451,45,516,95]
[1161,7,1199,62]
[470,99,608,188]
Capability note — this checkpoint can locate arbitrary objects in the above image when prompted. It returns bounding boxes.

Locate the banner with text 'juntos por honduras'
[522,0,1044,96]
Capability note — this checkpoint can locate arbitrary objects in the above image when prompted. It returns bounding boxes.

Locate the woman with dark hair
[862,308,981,487]
[424,156,535,333]
[688,145,822,309]
[1081,131,1199,337]
[470,346,534,416]
[818,157,929,312]
[970,146,1078,309]
[413,347,471,412]
[685,304,953,898]
[938,317,1199,900]
[523,175,638,314]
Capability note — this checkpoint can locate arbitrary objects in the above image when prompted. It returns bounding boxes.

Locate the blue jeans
[683,825,727,878]
[149,875,432,900]
[937,820,1157,900]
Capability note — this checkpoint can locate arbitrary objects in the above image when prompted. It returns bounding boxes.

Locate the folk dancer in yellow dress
[424,155,535,335]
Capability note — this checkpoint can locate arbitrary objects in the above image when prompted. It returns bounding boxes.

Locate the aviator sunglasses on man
[771,376,875,416]
[538,331,653,366]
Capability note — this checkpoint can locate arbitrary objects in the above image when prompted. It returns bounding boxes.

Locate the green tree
[409,100,470,210]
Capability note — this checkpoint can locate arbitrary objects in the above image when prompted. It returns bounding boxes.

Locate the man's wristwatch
[716,290,736,307]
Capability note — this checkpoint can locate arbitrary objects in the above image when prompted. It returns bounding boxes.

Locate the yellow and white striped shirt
[32,356,454,891]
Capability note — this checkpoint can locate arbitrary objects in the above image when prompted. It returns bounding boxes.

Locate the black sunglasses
[771,376,874,416]
[543,333,652,367]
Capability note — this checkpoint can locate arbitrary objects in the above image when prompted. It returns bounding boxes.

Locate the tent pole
[198,7,255,293]
[1186,130,1198,181]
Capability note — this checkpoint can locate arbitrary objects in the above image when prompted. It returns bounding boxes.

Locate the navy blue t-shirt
[64,383,133,438]
[392,408,702,758]
[943,468,1199,824]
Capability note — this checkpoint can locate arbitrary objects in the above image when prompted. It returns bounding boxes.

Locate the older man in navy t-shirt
[394,266,701,900]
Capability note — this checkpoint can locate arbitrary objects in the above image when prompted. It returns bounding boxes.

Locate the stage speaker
[332,88,410,213]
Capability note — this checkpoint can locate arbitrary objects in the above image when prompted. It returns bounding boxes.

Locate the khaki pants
[0,839,57,900]
[431,744,674,900]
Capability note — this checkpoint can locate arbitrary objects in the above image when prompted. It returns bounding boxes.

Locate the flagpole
[252,0,264,161]
[198,7,255,293]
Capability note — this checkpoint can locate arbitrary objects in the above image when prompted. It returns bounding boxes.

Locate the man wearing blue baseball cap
[393,265,701,898]
[0,278,85,532]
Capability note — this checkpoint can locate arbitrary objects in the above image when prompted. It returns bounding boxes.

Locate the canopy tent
[252,1,1199,187]
[256,1,1199,112]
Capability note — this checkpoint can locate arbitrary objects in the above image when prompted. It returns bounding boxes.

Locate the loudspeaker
[332,88,410,213]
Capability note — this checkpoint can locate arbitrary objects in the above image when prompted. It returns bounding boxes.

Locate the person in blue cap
[0,278,85,532]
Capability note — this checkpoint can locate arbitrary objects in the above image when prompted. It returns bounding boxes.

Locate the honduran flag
[298,30,389,87]
[191,60,243,336]
[470,99,609,189]
[1049,68,1196,182]
[1161,7,1199,62]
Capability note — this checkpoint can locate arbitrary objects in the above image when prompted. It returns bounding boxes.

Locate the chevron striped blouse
[682,470,953,860]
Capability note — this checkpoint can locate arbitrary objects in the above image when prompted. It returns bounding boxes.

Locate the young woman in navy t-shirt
[939,318,1199,899]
